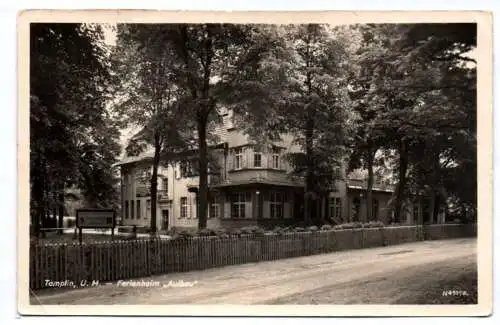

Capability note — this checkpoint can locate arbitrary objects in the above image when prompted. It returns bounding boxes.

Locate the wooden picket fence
[29,224,476,290]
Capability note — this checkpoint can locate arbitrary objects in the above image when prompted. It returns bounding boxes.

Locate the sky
[103,24,117,46]
[105,23,476,159]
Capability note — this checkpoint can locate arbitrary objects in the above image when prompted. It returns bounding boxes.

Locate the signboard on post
[76,209,116,243]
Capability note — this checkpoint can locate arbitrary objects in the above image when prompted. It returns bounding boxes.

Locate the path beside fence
[30,224,476,291]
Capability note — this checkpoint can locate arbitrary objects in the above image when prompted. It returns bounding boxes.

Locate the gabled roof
[113,143,228,168]
[210,175,304,189]
[113,151,154,167]
[347,178,395,193]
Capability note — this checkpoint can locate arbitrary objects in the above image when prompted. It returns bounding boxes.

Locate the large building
[116,110,446,231]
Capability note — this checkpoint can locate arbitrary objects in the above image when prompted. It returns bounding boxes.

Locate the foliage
[112,24,194,233]
[30,23,121,235]
[141,24,285,229]
[348,23,477,223]
[260,24,355,224]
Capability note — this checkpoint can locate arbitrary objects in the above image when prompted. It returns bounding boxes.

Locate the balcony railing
[136,187,170,200]
[157,190,170,202]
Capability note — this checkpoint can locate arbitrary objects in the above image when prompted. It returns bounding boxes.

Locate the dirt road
[31,238,476,305]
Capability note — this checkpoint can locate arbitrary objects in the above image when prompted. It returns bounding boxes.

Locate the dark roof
[113,143,228,167]
[347,178,394,193]
[210,176,304,189]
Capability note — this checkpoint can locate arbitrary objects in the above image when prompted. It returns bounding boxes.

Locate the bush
[320,224,333,231]
[306,225,319,232]
[214,228,227,236]
[363,221,384,228]
[239,225,265,235]
[177,230,196,239]
[239,226,253,234]
[334,222,363,230]
[198,228,217,237]
[294,227,305,232]
[163,229,176,236]
[65,218,76,229]
[230,229,242,237]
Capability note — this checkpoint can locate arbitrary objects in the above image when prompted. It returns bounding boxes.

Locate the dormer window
[234,147,243,170]
[254,151,262,168]
[180,160,199,177]
[271,148,280,169]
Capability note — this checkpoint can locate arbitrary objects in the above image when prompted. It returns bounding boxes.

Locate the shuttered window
[180,197,188,218]
[209,195,220,219]
[329,197,342,220]
[254,152,262,167]
[270,192,284,219]
[146,199,151,218]
[234,148,243,170]
[271,148,280,169]
[372,199,379,220]
[231,192,249,218]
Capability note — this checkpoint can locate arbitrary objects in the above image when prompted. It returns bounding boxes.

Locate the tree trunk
[431,153,442,224]
[150,135,161,234]
[31,154,44,238]
[57,190,64,234]
[366,147,374,222]
[40,162,50,238]
[432,193,441,224]
[304,111,315,225]
[197,116,208,230]
[321,193,327,223]
[394,139,409,223]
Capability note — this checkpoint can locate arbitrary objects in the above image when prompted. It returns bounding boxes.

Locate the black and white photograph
[18,10,492,316]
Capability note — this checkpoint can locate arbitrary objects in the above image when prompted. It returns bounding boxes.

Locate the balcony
[157,190,170,203]
[135,187,170,201]
[135,185,150,197]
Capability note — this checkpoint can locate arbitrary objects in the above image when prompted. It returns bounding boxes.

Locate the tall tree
[350,23,476,223]
[276,24,351,225]
[149,24,283,229]
[113,24,191,233]
[400,23,477,222]
[30,23,120,236]
[346,25,390,222]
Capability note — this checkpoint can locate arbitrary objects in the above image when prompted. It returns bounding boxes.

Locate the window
[180,161,190,177]
[234,148,243,170]
[271,148,280,169]
[413,203,420,220]
[193,196,198,219]
[221,108,234,129]
[162,177,168,193]
[269,192,284,219]
[329,197,342,220]
[180,197,188,218]
[131,200,135,219]
[372,199,379,220]
[231,192,248,218]
[254,152,262,168]
[209,195,220,219]
[352,197,361,221]
[179,160,199,178]
[136,200,141,219]
[333,167,342,179]
[146,199,151,218]
[135,168,150,181]
[125,200,129,219]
